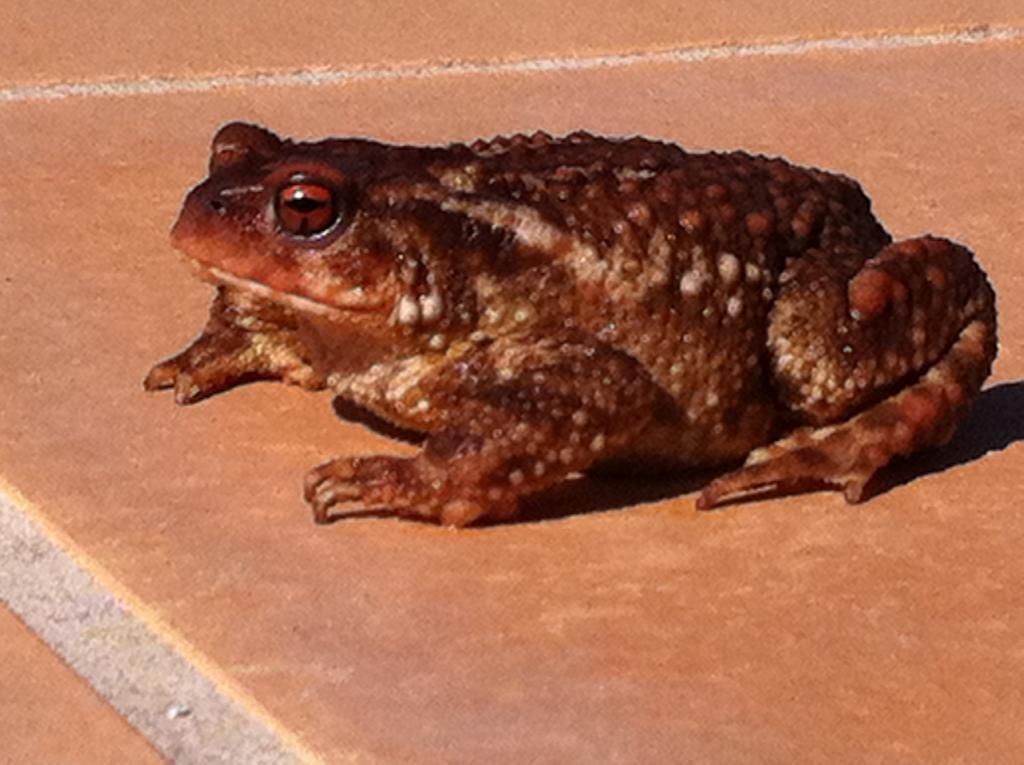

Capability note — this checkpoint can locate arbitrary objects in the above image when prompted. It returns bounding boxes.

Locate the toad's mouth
[185,257,385,320]
[170,205,388,318]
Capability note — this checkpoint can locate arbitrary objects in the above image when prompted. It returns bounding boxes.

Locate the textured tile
[1,39,1022,762]
[0,495,307,763]
[0,604,164,765]
[3,1,1023,87]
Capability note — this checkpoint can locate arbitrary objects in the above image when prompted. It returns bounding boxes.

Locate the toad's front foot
[303,336,663,527]
[303,455,504,527]
[145,287,324,403]
[303,457,363,524]
[302,337,662,527]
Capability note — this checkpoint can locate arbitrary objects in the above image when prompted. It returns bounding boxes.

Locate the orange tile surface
[2,27,1023,765]
[3,0,1023,87]
[0,604,164,765]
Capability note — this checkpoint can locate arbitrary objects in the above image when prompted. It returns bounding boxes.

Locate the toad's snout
[172,176,270,245]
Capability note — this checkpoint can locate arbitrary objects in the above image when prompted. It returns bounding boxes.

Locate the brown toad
[145,122,997,526]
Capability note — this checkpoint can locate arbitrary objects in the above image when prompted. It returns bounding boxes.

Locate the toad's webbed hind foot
[700,236,996,508]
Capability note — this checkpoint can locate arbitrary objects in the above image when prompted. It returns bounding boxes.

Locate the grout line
[1,25,1022,103]
[0,484,328,765]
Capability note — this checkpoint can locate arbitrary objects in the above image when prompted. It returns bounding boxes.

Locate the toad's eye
[275,181,339,236]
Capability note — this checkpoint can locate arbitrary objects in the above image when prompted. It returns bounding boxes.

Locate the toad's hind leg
[699,236,996,508]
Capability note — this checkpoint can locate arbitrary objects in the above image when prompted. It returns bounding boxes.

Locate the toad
[145,123,997,526]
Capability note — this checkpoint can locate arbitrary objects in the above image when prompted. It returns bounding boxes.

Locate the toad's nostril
[209,198,226,215]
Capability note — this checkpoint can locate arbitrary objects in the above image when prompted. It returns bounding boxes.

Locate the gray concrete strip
[0,490,318,765]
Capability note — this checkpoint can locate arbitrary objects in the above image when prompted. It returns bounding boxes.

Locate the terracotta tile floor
[2,4,1023,762]
[5,1,1023,88]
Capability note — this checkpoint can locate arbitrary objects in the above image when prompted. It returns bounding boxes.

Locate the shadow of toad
[872,379,1024,497]
[328,380,1024,526]
[514,379,1024,524]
